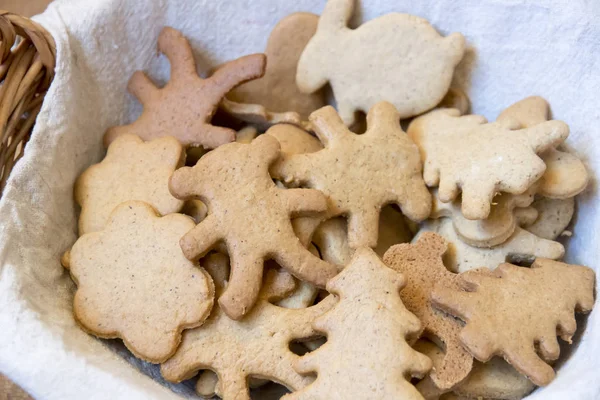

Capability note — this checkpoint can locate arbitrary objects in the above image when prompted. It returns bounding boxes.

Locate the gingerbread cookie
[431,188,538,247]
[161,265,335,400]
[314,205,414,267]
[228,12,325,119]
[432,259,595,386]
[383,233,472,390]
[274,102,431,249]
[297,0,465,125]
[169,134,338,319]
[284,247,431,400]
[75,134,184,235]
[417,218,564,273]
[527,197,575,240]
[69,201,214,363]
[104,27,266,149]
[496,96,588,199]
[408,108,569,219]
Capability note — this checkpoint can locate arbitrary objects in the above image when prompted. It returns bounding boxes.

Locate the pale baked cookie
[75,134,184,235]
[104,27,266,149]
[297,0,465,125]
[432,259,595,386]
[169,134,338,319]
[431,188,538,248]
[438,88,470,115]
[161,264,335,400]
[274,102,431,249]
[417,218,564,273]
[527,197,575,240]
[497,96,588,199]
[384,233,473,390]
[408,108,569,219]
[219,98,308,132]
[314,205,414,267]
[283,248,431,400]
[69,201,214,363]
[228,12,325,119]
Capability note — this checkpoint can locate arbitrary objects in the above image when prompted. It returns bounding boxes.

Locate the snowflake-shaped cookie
[274,101,431,249]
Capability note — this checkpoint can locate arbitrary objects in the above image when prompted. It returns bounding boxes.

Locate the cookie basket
[0,1,598,400]
[0,10,55,197]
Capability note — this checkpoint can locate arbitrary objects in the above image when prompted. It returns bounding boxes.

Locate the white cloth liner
[0,0,599,398]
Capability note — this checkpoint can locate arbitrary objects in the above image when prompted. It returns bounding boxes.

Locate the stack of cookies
[62,1,596,399]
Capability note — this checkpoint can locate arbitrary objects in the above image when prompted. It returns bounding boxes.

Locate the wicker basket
[0,10,55,197]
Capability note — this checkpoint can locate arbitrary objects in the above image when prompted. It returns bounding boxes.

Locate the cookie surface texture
[169,134,338,319]
[284,247,431,400]
[297,0,465,125]
[526,197,575,240]
[228,12,325,119]
[161,263,335,400]
[417,218,564,273]
[383,233,472,390]
[274,102,431,249]
[496,96,588,199]
[408,108,569,219]
[69,201,214,363]
[75,134,184,235]
[432,259,595,386]
[104,27,266,148]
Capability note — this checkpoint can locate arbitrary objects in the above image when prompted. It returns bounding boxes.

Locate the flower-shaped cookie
[75,134,184,235]
[274,102,431,249]
[104,27,266,149]
[69,201,214,363]
[169,134,338,320]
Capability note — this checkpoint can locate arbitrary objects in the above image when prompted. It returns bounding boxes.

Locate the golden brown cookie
[408,108,569,219]
[297,0,465,125]
[104,27,266,149]
[161,262,335,400]
[384,233,472,390]
[274,102,431,249]
[75,134,184,235]
[438,88,470,115]
[432,259,595,386]
[69,201,214,363]
[284,247,431,400]
[169,134,338,319]
[228,12,325,119]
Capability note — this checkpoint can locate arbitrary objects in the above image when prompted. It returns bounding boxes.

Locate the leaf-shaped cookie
[496,96,588,199]
[227,12,325,119]
[161,258,335,400]
[274,102,431,249]
[69,201,214,363]
[75,134,184,235]
[104,27,266,149]
[297,0,465,125]
[284,247,431,400]
[417,218,564,273]
[383,233,473,390]
[169,134,338,319]
[408,108,569,219]
[431,188,538,247]
[432,259,595,386]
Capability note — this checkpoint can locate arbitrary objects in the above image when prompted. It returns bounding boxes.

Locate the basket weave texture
[0,10,55,196]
